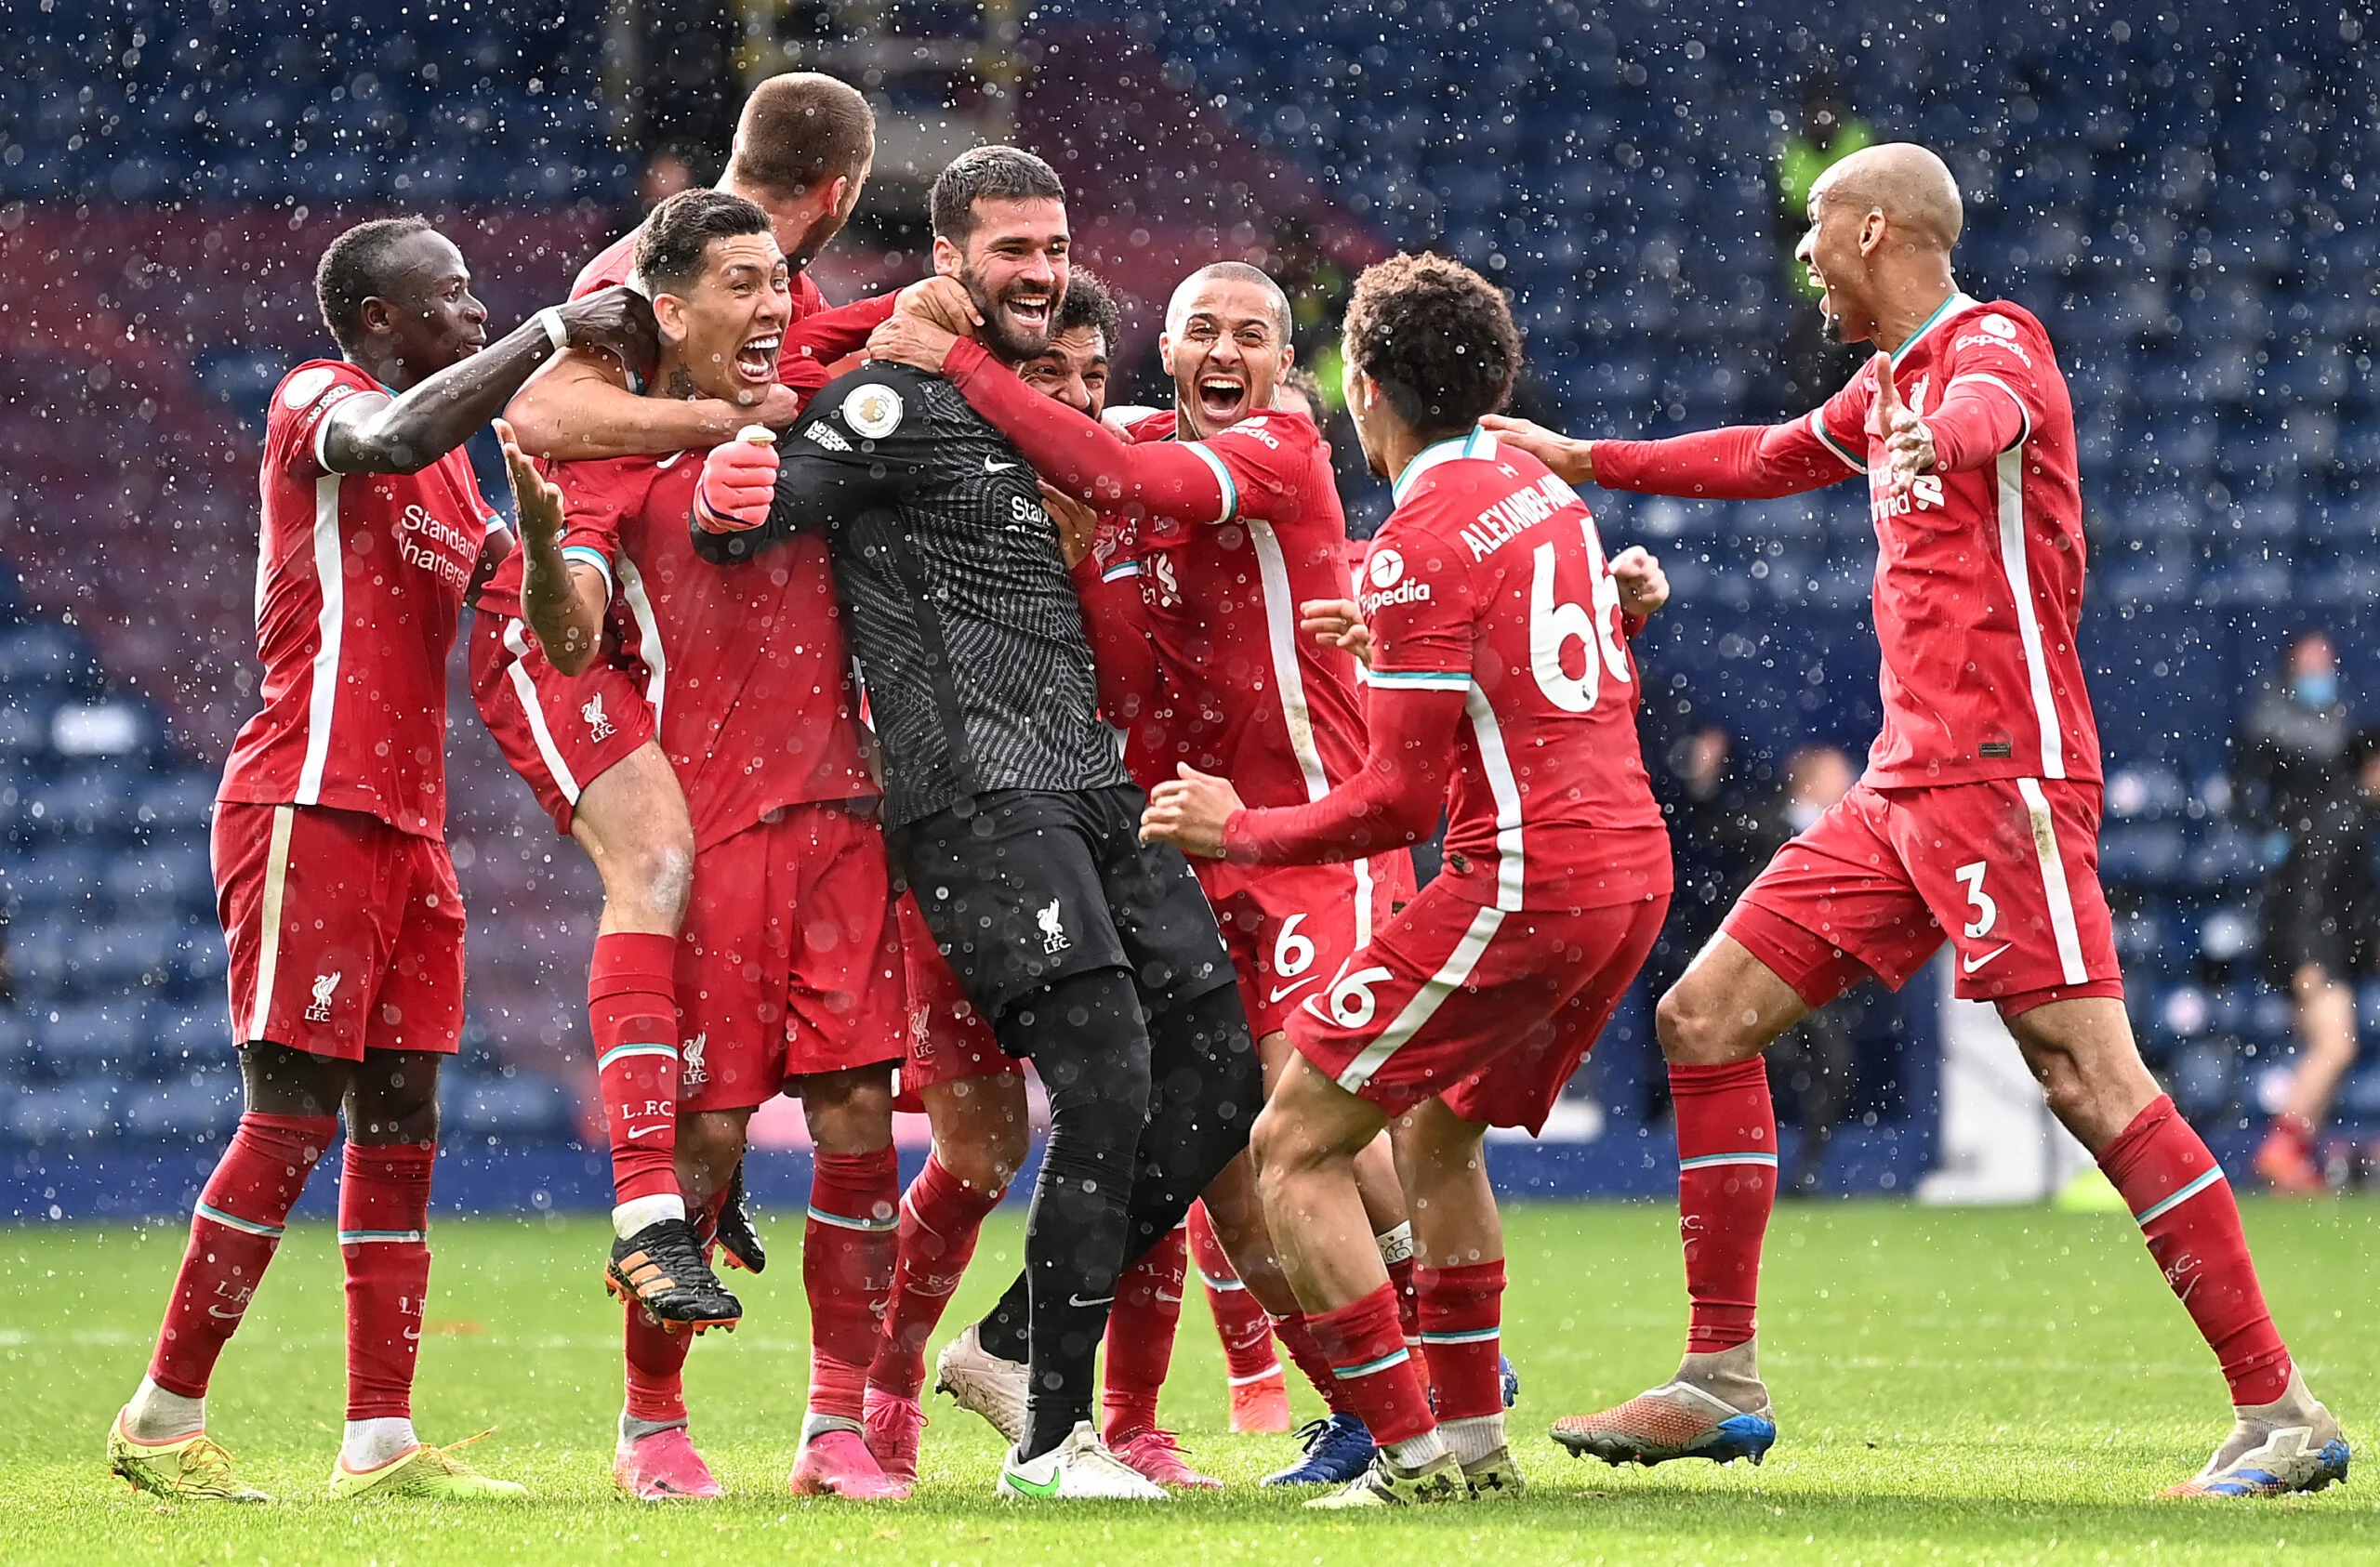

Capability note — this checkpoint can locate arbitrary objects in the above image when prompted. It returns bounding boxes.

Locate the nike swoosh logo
[206,1306,245,1321]
[625,1124,670,1140]
[403,1327,422,1341]
[1006,1468,1062,1498]
[985,456,1017,473]
[1154,1289,1183,1305]
[1068,1294,1115,1309]
[1963,942,2012,974]
[1268,975,1318,1005]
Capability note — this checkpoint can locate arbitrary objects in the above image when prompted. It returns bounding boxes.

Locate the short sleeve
[553,458,649,599]
[1359,516,1476,691]
[267,361,377,480]
[1941,309,2051,447]
[1185,411,1321,528]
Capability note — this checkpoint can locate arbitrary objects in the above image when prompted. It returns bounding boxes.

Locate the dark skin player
[242,225,654,1153]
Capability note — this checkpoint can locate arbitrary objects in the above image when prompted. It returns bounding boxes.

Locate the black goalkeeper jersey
[693,360,1130,826]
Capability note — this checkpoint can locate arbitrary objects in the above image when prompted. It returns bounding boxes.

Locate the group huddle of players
[103,71,2350,1509]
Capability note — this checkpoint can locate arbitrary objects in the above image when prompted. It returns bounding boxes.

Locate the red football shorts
[892,889,1020,1112]
[1287,872,1666,1132]
[214,801,464,1061]
[674,801,906,1113]
[468,612,655,836]
[1723,777,2124,1016]
[1201,849,1419,1040]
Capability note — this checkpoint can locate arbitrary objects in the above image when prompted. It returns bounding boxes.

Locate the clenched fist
[694,427,778,534]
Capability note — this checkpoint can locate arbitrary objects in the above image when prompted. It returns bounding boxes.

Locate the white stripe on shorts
[242,805,297,1043]
[1333,903,1506,1094]
[502,620,583,806]
[2016,777,2089,985]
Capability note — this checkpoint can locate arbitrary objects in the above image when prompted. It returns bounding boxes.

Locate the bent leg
[574,744,699,1222]
[871,1073,1025,1402]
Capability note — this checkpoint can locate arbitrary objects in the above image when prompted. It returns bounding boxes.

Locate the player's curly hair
[635,188,774,295]
[315,215,434,354]
[1341,253,1521,441]
[1055,266,1122,352]
[930,145,1065,246]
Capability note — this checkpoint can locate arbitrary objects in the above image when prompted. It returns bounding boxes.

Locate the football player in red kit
[509,189,912,1503]
[107,218,653,1501]
[1490,143,2348,1499]
[867,259,1432,1488]
[474,75,892,1349]
[1143,254,1675,1507]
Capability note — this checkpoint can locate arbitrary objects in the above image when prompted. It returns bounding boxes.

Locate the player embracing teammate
[1495,142,2350,1499]
[108,218,653,1501]
[1143,253,1676,1507]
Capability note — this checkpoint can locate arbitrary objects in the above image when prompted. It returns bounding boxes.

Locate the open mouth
[735,333,780,380]
[999,292,1052,337]
[1196,375,1247,424]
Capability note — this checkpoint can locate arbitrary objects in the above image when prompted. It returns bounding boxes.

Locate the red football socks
[1188,1203,1282,1391]
[1384,1244,1426,1399]
[1672,1058,1778,1354]
[622,1192,720,1427]
[806,1147,900,1422]
[1415,1260,1503,1421]
[590,932,681,1208]
[1304,1284,1435,1446]
[1102,1225,1187,1442]
[338,1141,434,1421]
[869,1152,1004,1401]
[147,1111,335,1400]
[2098,1095,2293,1406]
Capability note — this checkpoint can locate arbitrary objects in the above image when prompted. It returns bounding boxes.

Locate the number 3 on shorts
[1954,860,1997,940]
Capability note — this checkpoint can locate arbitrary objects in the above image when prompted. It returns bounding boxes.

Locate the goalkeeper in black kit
[690,145,1260,1502]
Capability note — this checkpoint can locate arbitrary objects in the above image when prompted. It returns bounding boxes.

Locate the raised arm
[324,286,657,474]
[495,420,610,674]
[865,321,1230,527]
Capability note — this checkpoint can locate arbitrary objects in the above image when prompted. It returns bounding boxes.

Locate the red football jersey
[218,360,496,839]
[1597,292,2099,790]
[1107,409,1369,810]
[479,232,888,617]
[550,452,875,849]
[1363,428,1668,904]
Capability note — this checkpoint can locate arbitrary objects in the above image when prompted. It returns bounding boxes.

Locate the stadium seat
[30,1000,152,1078]
[7,1083,122,1143]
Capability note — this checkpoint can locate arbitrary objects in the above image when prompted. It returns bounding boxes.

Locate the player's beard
[961,265,1055,365]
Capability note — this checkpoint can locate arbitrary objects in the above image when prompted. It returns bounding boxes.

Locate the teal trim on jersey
[597,1042,678,1071]
[1365,668,1474,691]
[562,545,615,597]
[1889,291,1978,366]
[1390,425,1498,506]
[2132,1165,2226,1228]
[1184,441,1239,524]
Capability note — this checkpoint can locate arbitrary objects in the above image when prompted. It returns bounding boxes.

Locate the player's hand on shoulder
[1872,351,1935,499]
[754,383,804,431]
[1140,764,1246,859]
[1042,482,1101,569]
[557,285,661,384]
[1481,414,1594,484]
[494,418,564,542]
[694,427,779,534]
[1607,546,1669,618]
[894,275,985,336]
[1301,597,1373,666]
[866,310,962,376]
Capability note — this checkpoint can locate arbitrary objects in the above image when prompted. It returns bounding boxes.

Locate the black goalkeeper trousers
[982,971,1259,1460]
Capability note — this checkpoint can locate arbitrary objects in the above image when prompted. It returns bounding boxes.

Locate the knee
[1655,976,1742,1064]
[624,830,694,929]
[1250,1103,1313,1187]
[802,1066,894,1153]
[935,1128,1023,1195]
[347,1059,441,1145]
[675,1109,747,1191]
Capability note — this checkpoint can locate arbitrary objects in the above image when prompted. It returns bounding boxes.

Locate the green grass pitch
[1,1198,2372,1563]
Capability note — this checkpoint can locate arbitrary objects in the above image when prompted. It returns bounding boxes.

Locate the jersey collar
[1391,424,1499,507]
[1888,291,1979,366]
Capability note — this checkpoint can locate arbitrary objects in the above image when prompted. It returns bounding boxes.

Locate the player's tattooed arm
[496,419,608,674]
[1479,414,1596,485]
[322,287,660,475]
[505,297,800,464]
